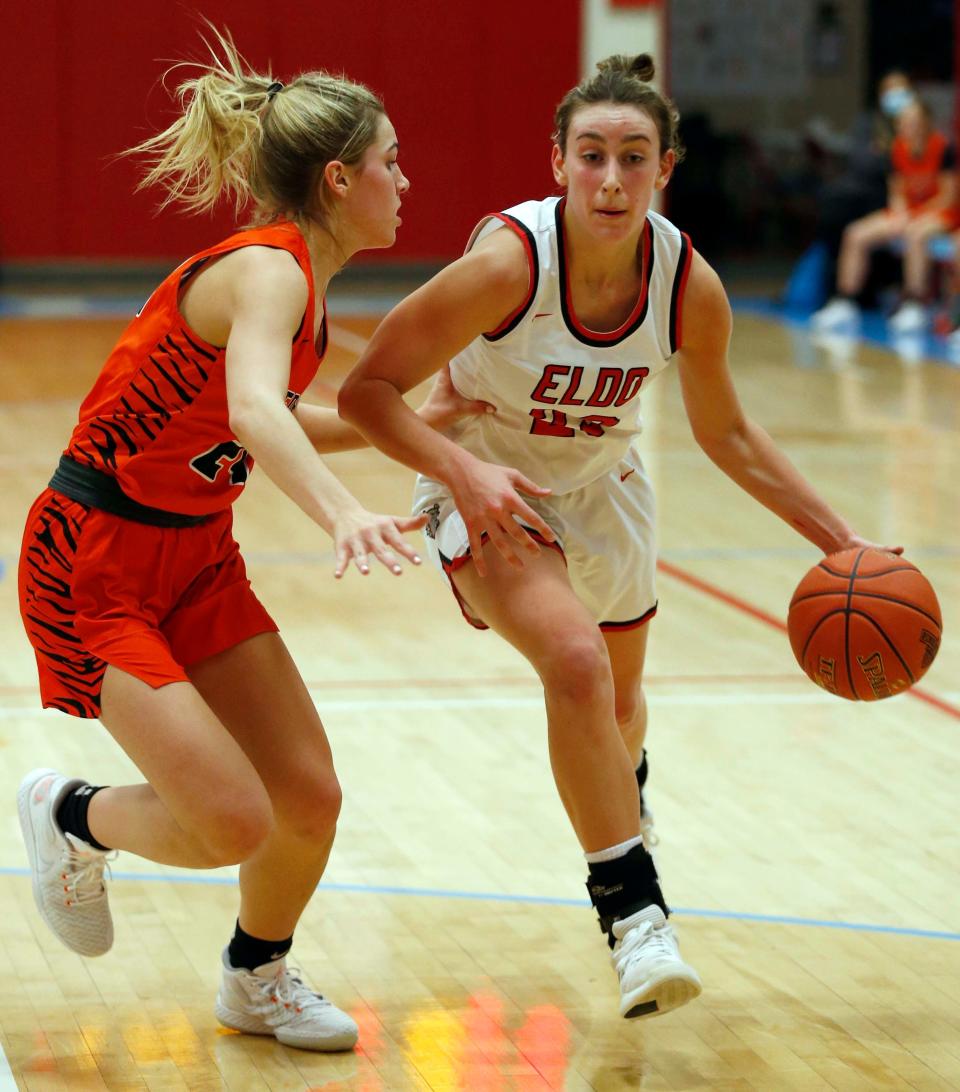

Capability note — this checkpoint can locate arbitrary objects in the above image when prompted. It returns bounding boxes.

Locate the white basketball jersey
[444,195,692,495]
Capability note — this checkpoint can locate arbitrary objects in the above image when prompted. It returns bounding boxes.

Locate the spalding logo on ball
[787,548,942,701]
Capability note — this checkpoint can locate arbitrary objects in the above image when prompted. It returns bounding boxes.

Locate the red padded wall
[2,1,580,263]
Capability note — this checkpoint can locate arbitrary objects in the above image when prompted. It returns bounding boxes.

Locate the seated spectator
[812,97,959,333]
[795,71,914,310]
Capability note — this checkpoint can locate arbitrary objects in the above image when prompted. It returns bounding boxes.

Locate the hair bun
[596,53,656,83]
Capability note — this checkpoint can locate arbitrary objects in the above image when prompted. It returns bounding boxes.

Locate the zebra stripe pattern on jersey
[20,495,104,718]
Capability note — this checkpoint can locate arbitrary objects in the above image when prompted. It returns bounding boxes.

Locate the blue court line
[0,296,138,318]
[4,292,956,366]
[1,865,957,942]
[0,292,400,319]
[3,290,957,374]
[730,296,960,367]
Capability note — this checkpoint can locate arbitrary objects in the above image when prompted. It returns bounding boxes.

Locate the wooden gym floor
[0,301,957,1090]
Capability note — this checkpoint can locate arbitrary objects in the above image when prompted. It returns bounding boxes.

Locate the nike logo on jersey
[533,312,554,319]
[620,469,635,482]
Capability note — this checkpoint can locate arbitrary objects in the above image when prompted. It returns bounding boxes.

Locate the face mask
[880,87,914,117]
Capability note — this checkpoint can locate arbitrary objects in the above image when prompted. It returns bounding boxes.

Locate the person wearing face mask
[879,80,915,122]
[797,71,916,313]
[812,94,959,333]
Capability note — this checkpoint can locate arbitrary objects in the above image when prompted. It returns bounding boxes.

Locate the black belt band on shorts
[49,455,211,528]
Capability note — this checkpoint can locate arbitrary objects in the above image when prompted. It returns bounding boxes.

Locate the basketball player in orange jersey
[339,54,902,1020]
[16,30,488,1051]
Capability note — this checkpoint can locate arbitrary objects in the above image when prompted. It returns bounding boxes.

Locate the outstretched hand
[333,509,428,578]
[418,364,496,431]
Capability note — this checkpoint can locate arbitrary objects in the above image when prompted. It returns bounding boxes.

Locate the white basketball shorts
[412,447,657,632]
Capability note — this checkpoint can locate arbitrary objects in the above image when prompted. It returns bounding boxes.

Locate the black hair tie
[267,81,285,100]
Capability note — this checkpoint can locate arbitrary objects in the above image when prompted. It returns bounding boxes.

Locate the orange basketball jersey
[891,131,954,211]
[64,221,327,515]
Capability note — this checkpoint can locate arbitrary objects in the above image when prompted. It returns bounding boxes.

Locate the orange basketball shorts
[18,489,278,718]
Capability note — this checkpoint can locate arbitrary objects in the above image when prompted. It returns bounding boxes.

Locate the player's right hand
[448,457,554,576]
[332,508,427,578]
[831,535,904,557]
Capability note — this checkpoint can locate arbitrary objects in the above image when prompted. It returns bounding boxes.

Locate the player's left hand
[833,535,904,557]
[417,364,496,431]
[333,509,428,578]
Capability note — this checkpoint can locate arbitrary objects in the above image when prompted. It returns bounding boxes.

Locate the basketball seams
[789,590,847,609]
[789,589,942,629]
[843,548,868,701]
[850,611,915,686]
[818,562,916,580]
[817,562,851,578]
[799,610,851,696]
[799,608,846,664]
[790,548,940,700]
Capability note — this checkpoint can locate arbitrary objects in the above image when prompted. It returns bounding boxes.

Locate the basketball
[787,548,942,700]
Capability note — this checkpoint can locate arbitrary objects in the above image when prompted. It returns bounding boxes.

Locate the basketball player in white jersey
[339,55,899,1019]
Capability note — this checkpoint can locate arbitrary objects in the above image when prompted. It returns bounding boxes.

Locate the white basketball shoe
[612,904,702,1018]
[811,297,861,332]
[215,949,359,1051]
[888,300,927,333]
[17,768,115,957]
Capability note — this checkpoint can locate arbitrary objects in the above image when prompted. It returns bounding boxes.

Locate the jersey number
[190,441,251,485]
[529,410,619,438]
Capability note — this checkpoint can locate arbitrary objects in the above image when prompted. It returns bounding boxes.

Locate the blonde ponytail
[124,23,385,223]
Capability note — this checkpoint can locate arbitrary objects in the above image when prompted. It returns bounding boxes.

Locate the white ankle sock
[584,834,645,864]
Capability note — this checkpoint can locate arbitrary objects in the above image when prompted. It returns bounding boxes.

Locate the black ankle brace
[586,843,668,946]
[228,921,293,972]
[55,784,110,851]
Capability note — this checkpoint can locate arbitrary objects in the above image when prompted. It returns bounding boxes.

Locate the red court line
[903,687,960,719]
[656,558,960,721]
[657,559,788,633]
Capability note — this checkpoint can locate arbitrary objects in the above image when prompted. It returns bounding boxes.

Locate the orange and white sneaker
[612,904,702,1019]
[17,768,114,957]
[215,949,359,1051]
